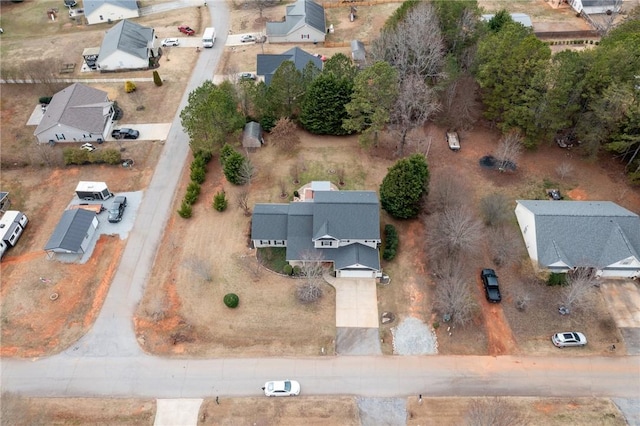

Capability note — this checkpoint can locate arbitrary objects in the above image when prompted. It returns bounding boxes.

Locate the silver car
[552,332,587,348]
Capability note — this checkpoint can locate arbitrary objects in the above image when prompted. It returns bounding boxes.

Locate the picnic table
[59,63,76,74]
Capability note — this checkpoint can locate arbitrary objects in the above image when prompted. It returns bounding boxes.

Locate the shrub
[219,143,235,165]
[39,96,52,104]
[292,265,301,276]
[177,201,192,218]
[293,190,300,198]
[223,293,239,308]
[184,190,198,205]
[125,81,136,93]
[223,151,247,185]
[190,167,206,184]
[283,264,293,275]
[191,156,207,171]
[187,182,201,197]
[213,190,227,212]
[100,149,122,165]
[382,224,399,261]
[547,272,567,287]
[152,70,163,87]
[195,150,213,163]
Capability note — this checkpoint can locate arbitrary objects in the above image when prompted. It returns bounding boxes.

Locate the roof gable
[44,209,95,252]
[517,200,640,268]
[266,0,325,36]
[84,0,138,16]
[100,19,153,60]
[34,83,111,135]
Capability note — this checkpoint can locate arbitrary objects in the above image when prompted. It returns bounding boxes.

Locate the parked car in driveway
[480,268,502,303]
[178,25,195,36]
[240,34,257,43]
[111,128,139,140]
[107,196,127,223]
[238,72,256,80]
[552,332,587,348]
[161,38,180,47]
[262,380,300,397]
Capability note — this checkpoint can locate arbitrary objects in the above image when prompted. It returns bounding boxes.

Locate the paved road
[2,0,640,406]
[58,0,230,359]
[3,355,639,398]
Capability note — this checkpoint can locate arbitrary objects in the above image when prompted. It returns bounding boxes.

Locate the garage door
[337,269,376,278]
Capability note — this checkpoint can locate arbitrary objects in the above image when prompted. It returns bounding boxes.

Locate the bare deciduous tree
[237,190,251,216]
[556,161,574,180]
[269,117,300,152]
[278,178,287,198]
[441,74,481,130]
[183,256,213,282]
[561,267,598,314]
[494,131,523,172]
[465,398,527,426]
[479,193,512,226]
[238,157,255,185]
[21,60,67,94]
[336,167,346,186]
[391,73,441,156]
[428,171,472,214]
[371,2,446,80]
[428,207,483,259]
[487,225,522,268]
[296,250,327,304]
[248,0,277,19]
[434,267,477,326]
[290,163,300,184]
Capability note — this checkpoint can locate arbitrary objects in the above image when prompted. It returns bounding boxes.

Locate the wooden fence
[321,0,401,9]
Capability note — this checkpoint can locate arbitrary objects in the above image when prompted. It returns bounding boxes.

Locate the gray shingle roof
[34,83,111,135]
[312,191,380,241]
[351,40,366,61]
[252,190,380,270]
[251,204,290,240]
[83,0,138,17]
[44,209,96,252]
[266,0,325,36]
[517,200,640,268]
[256,47,322,85]
[100,19,153,61]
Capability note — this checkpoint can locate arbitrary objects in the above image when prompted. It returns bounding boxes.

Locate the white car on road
[263,380,300,397]
[161,38,180,47]
[552,332,587,348]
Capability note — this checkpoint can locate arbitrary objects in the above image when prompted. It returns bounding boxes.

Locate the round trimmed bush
[224,293,239,308]
[283,264,293,275]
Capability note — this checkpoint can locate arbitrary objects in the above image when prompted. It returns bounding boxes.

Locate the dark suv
[108,196,127,223]
[481,268,502,303]
[111,128,139,140]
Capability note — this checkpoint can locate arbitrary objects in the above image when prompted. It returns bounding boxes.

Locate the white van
[202,27,216,48]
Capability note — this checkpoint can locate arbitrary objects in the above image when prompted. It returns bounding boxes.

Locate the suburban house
[242,121,264,150]
[84,0,139,26]
[515,200,640,278]
[266,0,326,44]
[257,47,323,85]
[97,19,156,71]
[44,209,99,256]
[252,183,381,278]
[568,0,621,15]
[33,83,116,144]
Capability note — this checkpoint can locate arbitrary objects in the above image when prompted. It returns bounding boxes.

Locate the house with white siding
[266,0,326,44]
[515,200,640,278]
[97,19,156,71]
[84,0,139,26]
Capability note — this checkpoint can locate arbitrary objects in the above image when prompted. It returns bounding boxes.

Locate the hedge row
[382,224,399,261]
[63,148,122,165]
[178,151,212,218]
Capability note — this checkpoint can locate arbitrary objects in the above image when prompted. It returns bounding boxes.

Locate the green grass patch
[257,247,287,273]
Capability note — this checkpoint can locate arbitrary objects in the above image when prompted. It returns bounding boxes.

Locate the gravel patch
[391,316,438,355]
[357,397,406,426]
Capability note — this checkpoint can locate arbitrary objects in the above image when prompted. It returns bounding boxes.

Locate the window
[100,15,103,20]
[321,240,334,247]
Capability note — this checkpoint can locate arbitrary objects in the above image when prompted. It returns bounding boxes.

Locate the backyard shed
[44,209,98,255]
[242,121,264,149]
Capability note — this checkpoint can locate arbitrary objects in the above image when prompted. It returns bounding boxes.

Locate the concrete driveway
[328,277,379,328]
[601,281,640,354]
[109,123,172,142]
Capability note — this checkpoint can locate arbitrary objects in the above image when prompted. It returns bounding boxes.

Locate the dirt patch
[407,396,626,425]
[0,394,155,426]
[198,396,360,425]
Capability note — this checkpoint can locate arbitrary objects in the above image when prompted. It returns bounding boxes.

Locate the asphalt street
[1,0,639,407]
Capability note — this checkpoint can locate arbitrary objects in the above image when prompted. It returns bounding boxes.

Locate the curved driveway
[1,1,640,403]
